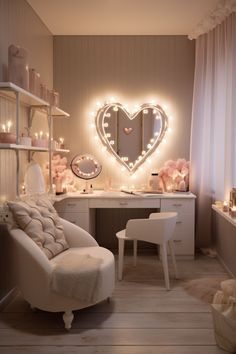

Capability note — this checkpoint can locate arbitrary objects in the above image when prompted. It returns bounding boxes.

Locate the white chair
[9,218,115,329]
[116,212,178,290]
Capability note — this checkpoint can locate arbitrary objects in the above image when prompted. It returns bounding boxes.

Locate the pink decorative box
[0,132,17,144]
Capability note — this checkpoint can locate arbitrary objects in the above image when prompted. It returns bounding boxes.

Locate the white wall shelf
[0,143,70,153]
[0,82,49,107]
[212,204,236,228]
[0,143,48,152]
[51,106,70,118]
[54,148,70,153]
[0,82,70,196]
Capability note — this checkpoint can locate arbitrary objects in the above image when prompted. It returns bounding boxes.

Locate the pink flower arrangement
[47,154,76,192]
[159,158,190,192]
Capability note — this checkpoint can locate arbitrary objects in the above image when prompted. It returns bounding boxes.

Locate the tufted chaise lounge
[8,198,115,329]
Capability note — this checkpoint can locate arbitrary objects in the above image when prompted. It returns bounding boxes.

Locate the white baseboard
[0,287,18,311]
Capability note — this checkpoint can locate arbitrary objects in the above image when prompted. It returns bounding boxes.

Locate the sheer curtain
[190,13,236,247]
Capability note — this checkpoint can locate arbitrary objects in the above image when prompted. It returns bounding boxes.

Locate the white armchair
[9,218,115,329]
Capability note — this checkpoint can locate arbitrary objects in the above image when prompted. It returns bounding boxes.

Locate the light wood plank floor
[0,255,229,354]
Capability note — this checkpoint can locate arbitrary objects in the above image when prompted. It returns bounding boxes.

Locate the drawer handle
[119,202,128,206]
[176,221,182,224]
[173,203,182,207]
[67,203,77,207]
[173,239,182,243]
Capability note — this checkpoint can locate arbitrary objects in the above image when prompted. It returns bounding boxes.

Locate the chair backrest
[126,212,177,244]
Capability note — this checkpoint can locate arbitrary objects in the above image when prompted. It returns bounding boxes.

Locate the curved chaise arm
[10,228,53,301]
[59,218,98,248]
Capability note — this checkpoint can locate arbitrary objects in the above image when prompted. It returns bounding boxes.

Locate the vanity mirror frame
[95,102,169,173]
[70,154,102,180]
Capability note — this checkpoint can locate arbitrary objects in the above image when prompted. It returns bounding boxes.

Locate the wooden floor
[0,254,229,354]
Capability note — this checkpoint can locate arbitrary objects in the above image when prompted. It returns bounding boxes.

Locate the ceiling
[27,0,219,36]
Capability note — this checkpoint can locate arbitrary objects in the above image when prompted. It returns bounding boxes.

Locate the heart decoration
[95,102,169,172]
[123,127,133,135]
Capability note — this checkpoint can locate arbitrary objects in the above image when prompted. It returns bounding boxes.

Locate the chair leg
[63,310,74,330]
[160,243,170,290]
[118,238,125,280]
[133,239,137,266]
[168,240,179,279]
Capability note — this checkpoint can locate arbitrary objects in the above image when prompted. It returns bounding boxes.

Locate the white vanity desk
[54,191,196,258]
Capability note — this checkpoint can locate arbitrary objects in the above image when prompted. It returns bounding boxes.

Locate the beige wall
[0,0,53,201]
[53,36,195,190]
[0,0,53,300]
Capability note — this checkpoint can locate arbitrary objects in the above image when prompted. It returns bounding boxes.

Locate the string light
[91,98,172,174]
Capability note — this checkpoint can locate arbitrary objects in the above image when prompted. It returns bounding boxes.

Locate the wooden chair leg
[168,240,179,279]
[160,243,170,290]
[133,239,137,266]
[118,238,125,280]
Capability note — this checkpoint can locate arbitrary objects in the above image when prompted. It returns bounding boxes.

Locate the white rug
[183,277,228,304]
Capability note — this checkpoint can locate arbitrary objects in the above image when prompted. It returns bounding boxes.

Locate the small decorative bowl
[0,132,17,144]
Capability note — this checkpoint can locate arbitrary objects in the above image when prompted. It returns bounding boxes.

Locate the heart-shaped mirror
[95,103,168,172]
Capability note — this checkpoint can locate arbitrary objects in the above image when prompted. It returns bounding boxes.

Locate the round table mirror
[70,154,102,193]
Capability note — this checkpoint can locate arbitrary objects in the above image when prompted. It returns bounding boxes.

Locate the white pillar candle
[7,121,12,132]
[222,201,229,212]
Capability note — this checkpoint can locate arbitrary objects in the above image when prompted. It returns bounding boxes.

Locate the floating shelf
[53,148,70,153]
[0,82,49,107]
[0,82,70,117]
[212,204,236,228]
[0,144,70,153]
[0,81,70,196]
[0,143,48,152]
[51,106,70,118]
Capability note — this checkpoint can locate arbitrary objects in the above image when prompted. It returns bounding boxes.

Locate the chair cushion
[8,197,69,259]
[51,246,115,303]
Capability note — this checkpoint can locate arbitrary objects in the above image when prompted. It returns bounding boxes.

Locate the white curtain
[190,13,236,247]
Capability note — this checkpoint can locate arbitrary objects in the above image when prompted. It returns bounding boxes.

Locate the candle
[179,180,186,192]
[222,201,229,212]
[2,124,6,132]
[39,131,43,139]
[7,121,12,132]
[46,133,49,139]
[231,207,236,217]
[59,137,64,144]
[34,132,38,139]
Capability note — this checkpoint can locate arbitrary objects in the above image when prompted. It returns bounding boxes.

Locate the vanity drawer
[171,235,194,256]
[89,198,160,209]
[57,211,90,232]
[54,199,88,213]
[161,198,194,215]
